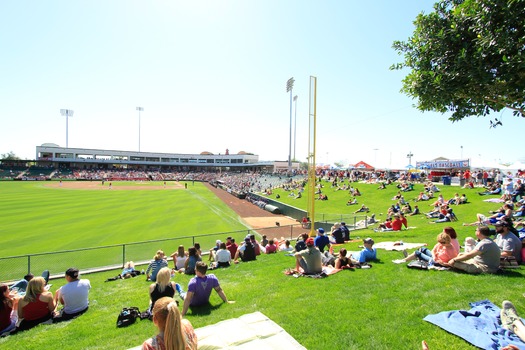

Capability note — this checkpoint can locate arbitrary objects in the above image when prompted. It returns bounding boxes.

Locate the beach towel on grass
[423,300,525,350]
[374,241,425,251]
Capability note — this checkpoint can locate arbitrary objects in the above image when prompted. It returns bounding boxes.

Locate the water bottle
[141,269,145,275]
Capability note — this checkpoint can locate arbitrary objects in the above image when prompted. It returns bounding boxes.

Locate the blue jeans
[415,248,433,263]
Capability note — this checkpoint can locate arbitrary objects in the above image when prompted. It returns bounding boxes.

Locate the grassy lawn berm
[0,179,523,349]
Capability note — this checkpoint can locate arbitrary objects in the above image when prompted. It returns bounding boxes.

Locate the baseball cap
[363,238,374,245]
[65,267,79,279]
[306,237,315,246]
[318,228,325,234]
[216,239,222,244]
[494,220,509,227]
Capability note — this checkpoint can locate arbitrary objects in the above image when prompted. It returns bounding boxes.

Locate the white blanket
[374,241,426,251]
[196,312,305,350]
[128,312,305,350]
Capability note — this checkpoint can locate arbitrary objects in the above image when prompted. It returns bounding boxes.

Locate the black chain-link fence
[0,225,300,283]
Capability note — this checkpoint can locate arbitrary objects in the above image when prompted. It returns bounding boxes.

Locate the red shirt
[392,219,403,231]
[226,243,238,259]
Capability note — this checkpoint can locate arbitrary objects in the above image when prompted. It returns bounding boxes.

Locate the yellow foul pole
[307,76,317,237]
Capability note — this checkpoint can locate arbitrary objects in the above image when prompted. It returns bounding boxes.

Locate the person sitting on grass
[181,262,234,317]
[233,237,256,263]
[146,250,169,282]
[294,232,309,252]
[170,245,188,273]
[334,248,354,270]
[408,205,420,216]
[346,197,358,205]
[17,277,55,331]
[142,296,198,350]
[0,283,18,335]
[351,238,377,265]
[207,240,222,262]
[213,242,232,267]
[184,247,201,275]
[121,261,141,279]
[445,226,501,274]
[392,232,458,266]
[263,239,278,254]
[314,228,331,253]
[53,268,91,322]
[279,239,294,252]
[375,217,393,232]
[149,267,184,314]
[294,237,323,275]
[330,223,345,244]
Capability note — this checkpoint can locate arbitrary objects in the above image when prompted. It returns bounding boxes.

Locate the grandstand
[34,144,300,173]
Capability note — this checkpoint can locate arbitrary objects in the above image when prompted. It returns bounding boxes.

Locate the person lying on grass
[351,238,377,265]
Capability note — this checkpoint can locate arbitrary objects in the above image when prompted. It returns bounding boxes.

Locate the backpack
[116,307,141,327]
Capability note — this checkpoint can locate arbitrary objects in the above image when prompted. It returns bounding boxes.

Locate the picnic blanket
[423,300,525,350]
[196,311,305,349]
[483,198,505,203]
[374,241,426,251]
[128,312,306,350]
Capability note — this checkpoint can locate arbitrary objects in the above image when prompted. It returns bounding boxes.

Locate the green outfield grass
[0,181,248,257]
[1,178,524,350]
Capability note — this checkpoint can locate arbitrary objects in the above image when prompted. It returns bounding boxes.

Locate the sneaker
[501,300,520,330]
[392,259,405,264]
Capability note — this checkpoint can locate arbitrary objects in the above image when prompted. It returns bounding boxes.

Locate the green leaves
[392,0,525,121]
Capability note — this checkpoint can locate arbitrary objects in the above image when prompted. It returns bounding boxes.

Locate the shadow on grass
[188,303,223,316]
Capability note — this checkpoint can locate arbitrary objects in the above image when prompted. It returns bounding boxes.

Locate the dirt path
[203,183,301,237]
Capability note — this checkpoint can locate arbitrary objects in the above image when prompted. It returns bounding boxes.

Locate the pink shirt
[265,244,277,254]
[450,239,460,255]
[432,243,458,264]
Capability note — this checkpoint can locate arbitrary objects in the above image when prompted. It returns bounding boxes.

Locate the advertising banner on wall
[416,159,470,169]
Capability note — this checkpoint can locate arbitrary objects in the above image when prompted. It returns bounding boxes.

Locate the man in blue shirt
[314,228,330,253]
[351,238,377,264]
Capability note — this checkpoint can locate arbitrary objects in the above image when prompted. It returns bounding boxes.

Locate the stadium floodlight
[407,151,414,166]
[136,107,144,152]
[60,109,74,148]
[293,95,298,161]
[286,77,295,173]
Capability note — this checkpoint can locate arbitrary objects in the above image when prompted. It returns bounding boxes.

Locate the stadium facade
[35,144,299,172]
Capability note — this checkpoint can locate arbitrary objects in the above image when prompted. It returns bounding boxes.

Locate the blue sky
[1,1,522,169]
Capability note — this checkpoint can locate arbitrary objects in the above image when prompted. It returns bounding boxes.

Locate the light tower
[60,109,74,148]
[407,151,414,166]
[286,77,295,173]
[136,107,144,152]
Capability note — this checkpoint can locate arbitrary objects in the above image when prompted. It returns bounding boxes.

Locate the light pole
[136,107,144,152]
[407,151,414,166]
[373,148,379,165]
[293,95,298,162]
[60,109,74,148]
[286,77,295,173]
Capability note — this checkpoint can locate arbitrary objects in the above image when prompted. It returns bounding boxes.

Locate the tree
[391,0,525,122]
[1,151,20,160]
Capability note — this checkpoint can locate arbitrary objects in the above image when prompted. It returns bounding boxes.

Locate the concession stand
[416,158,470,185]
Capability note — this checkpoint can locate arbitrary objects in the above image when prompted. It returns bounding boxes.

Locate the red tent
[352,161,375,170]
